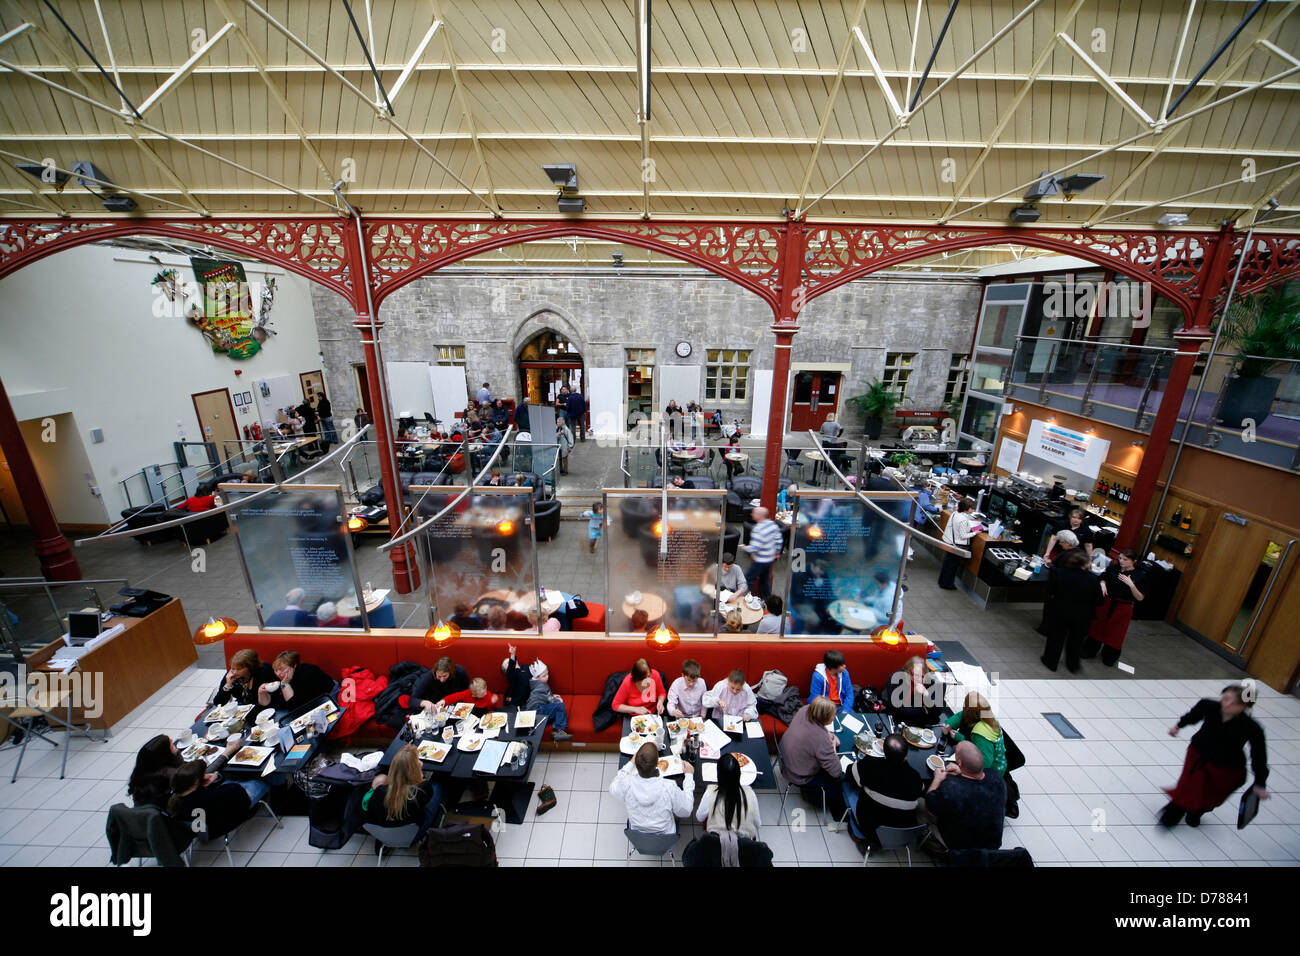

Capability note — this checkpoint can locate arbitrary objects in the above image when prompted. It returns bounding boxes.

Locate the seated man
[611,741,695,835]
[702,669,758,721]
[777,697,846,820]
[409,656,469,713]
[922,741,1007,853]
[702,553,748,599]
[808,649,854,712]
[264,588,315,627]
[755,594,787,634]
[666,659,706,718]
[847,733,923,848]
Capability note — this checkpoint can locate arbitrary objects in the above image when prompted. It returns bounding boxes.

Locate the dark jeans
[938,552,963,589]
[746,560,775,599]
[1080,637,1121,666]
[534,699,568,732]
[799,770,847,821]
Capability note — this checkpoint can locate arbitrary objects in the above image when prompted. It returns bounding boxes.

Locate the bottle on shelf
[1180,514,1192,531]
[1171,506,1183,526]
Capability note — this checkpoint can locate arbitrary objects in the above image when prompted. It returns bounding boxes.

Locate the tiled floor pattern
[1,665,1296,867]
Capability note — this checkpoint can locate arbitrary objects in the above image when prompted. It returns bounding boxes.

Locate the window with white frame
[705,349,751,402]
[882,352,916,403]
[435,345,466,367]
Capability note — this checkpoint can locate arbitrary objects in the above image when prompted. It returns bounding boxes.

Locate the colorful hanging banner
[188,257,261,359]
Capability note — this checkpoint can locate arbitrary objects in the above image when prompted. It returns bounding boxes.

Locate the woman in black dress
[884,655,944,725]
[1162,684,1269,828]
[1040,548,1103,673]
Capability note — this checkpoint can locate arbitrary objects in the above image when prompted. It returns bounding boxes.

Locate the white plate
[255,708,276,725]
[621,734,658,756]
[655,754,684,777]
[418,741,452,763]
[203,703,252,724]
[630,714,661,735]
[513,710,537,730]
[722,715,744,734]
[457,733,486,753]
[229,745,274,768]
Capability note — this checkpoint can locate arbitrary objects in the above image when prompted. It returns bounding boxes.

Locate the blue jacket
[565,392,585,421]
[808,662,854,712]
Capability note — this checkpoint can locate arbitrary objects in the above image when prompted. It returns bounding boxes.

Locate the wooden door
[192,389,238,451]
[790,371,841,431]
[1176,515,1293,653]
[1243,547,1300,692]
[300,369,325,402]
[352,363,373,423]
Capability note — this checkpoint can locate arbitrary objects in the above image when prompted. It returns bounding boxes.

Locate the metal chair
[106,803,194,867]
[782,447,805,481]
[208,798,283,867]
[773,753,846,832]
[363,821,421,867]
[625,821,680,863]
[842,784,926,865]
[0,680,107,782]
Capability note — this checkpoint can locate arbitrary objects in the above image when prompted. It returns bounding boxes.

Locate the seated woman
[941,692,1006,776]
[884,655,944,726]
[213,649,275,708]
[167,735,272,843]
[177,481,217,513]
[258,650,335,710]
[127,734,185,809]
[363,744,442,840]
[696,753,761,839]
[612,658,667,716]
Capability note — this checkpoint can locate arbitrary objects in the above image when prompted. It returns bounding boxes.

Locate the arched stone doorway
[514,310,587,410]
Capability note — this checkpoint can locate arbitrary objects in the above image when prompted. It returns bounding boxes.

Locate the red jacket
[612,672,666,712]
[333,667,388,738]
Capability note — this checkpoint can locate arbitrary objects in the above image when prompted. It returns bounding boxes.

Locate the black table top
[187,694,344,780]
[835,712,953,784]
[380,706,546,783]
[615,715,775,791]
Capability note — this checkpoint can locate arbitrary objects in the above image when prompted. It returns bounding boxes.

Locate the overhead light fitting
[1157,212,1190,227]
[1023,170,1105,204]
[645,623,679,651]
[542,163,579,193]
[102,194,138,212]
[193,617,237,645]
[611,252,624,268]
[557,196,586,213]
[1009,204,1041,223]
[14,163,70,191]
[423,619,460,649]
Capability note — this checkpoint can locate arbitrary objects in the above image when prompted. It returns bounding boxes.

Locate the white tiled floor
[1,666,1297,867]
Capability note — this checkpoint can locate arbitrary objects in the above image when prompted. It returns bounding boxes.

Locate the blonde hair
[808,697,836,726]
[469,677,487,696]
[960,692,1000,736]
[384,745,424,822]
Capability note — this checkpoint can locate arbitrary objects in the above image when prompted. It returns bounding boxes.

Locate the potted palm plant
[847,379,900,440]
[1216,286,1300,427]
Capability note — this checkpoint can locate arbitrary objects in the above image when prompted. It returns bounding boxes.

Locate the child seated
[525,659,574,742]
[667,659,706,718]
[438,677,502,713]
[702,668,759,721]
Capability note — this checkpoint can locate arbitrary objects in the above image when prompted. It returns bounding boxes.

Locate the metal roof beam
[1089,160,1300,228]
[0,146,195,212]
[387,18,441,104]
[429,0,500,213]
[137,22,235,116]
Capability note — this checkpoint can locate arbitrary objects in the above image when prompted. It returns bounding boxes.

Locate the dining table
[831,710,953,784]
[614,715,775,791]
[186,693,346,785]
[379,705,547,823]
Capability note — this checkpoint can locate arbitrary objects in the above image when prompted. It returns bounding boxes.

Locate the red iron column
[760,220,808,512]
[1114,226,1235,553]
[0,377,81,580]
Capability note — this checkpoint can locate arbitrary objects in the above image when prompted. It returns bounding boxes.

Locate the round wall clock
[675,340,692,358]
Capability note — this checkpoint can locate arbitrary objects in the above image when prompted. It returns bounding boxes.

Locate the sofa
[119,502,229,546]
[224,631,921,745]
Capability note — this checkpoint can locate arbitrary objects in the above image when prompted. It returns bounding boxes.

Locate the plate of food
[926,754,945,772]
[684,717,706,733]
[656,754,684,777]
[479,712,508,732]
[730,752,753,769]
[513,710,537,730]
[181,741,223,763]
[630,714,661,735]
[203,703,252,724]
[457,713,479,734]
[868,738,885,758]
[666,720,682,735]
[246,724,279,745]
[457,733,486,753]
[418,741,452,763]
[722,715,744,734]
[902,725,937,748]
[450,702,475,721]
[229,745,274,768]
[621,734,658,756]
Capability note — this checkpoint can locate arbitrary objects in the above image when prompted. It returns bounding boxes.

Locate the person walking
[566,386,587,442]
[665,399,683,441]
[740,506,782,599]
[1081,548,1146,666]
[1161,683,1269,828]
[580,502,605,554]
[938,498,980,590]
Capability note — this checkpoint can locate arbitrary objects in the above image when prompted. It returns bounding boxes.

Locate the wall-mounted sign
[1026,419,1110,479]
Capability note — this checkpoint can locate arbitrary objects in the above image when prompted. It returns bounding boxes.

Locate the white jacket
[610,762,695,835]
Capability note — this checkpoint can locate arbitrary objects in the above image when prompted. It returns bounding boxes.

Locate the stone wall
[311,269,983,433]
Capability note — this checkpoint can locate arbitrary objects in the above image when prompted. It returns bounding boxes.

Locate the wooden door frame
[191,387,237,444]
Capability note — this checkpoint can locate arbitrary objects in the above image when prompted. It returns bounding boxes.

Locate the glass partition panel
[222,484,365,630]
[414,487,539,633]
[785,491,909,637]
[0,579,130,660]
[604,489,726,636]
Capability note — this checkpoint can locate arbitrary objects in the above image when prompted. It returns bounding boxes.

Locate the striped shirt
[746,520,783,563]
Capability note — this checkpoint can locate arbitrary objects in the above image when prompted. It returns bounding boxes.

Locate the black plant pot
[863,415,883,440]
[1218,376,1280,428]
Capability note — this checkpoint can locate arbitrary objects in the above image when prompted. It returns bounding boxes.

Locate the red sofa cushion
[572,602,607,632]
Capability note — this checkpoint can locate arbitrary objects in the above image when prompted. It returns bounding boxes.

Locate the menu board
[1026,419,1109,479]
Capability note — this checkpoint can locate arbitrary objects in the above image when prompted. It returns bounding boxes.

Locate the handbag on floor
[417,823,498,867]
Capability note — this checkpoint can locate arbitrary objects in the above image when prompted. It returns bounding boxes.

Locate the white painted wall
[386,361,435,419]
[0,244,328,520]
[587,367,623,437]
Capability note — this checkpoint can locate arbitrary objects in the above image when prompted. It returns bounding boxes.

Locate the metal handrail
[75,426,373,545]
[1015,335,1178,354]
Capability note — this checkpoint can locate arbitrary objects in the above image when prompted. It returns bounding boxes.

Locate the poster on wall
[996,436,1023,474]
[1026,419,1109,479]
[189,257,264,360]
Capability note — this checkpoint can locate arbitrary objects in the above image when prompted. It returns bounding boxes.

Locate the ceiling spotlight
[542,163,579,193]
[611,252,624,268]
[1023,171,1104,203]
[71,161,113,191]
[14,163,70,191]
[1024,171,1060,203]
[1009,204,1041,223]
[1057,173,1105,199]
[557,196,585,213]
[1157,212,1189,227]
[102,194,138,212]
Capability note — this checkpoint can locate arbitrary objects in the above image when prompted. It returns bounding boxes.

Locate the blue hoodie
[808,662,854,712]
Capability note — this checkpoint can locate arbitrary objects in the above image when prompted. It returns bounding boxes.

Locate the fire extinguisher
[250,421,263,441]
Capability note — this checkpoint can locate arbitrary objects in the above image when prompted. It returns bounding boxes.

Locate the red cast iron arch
[797,224,1232,322]
[0,218,357,305]
[363,219,785,314]
[1230,233,1300,300]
